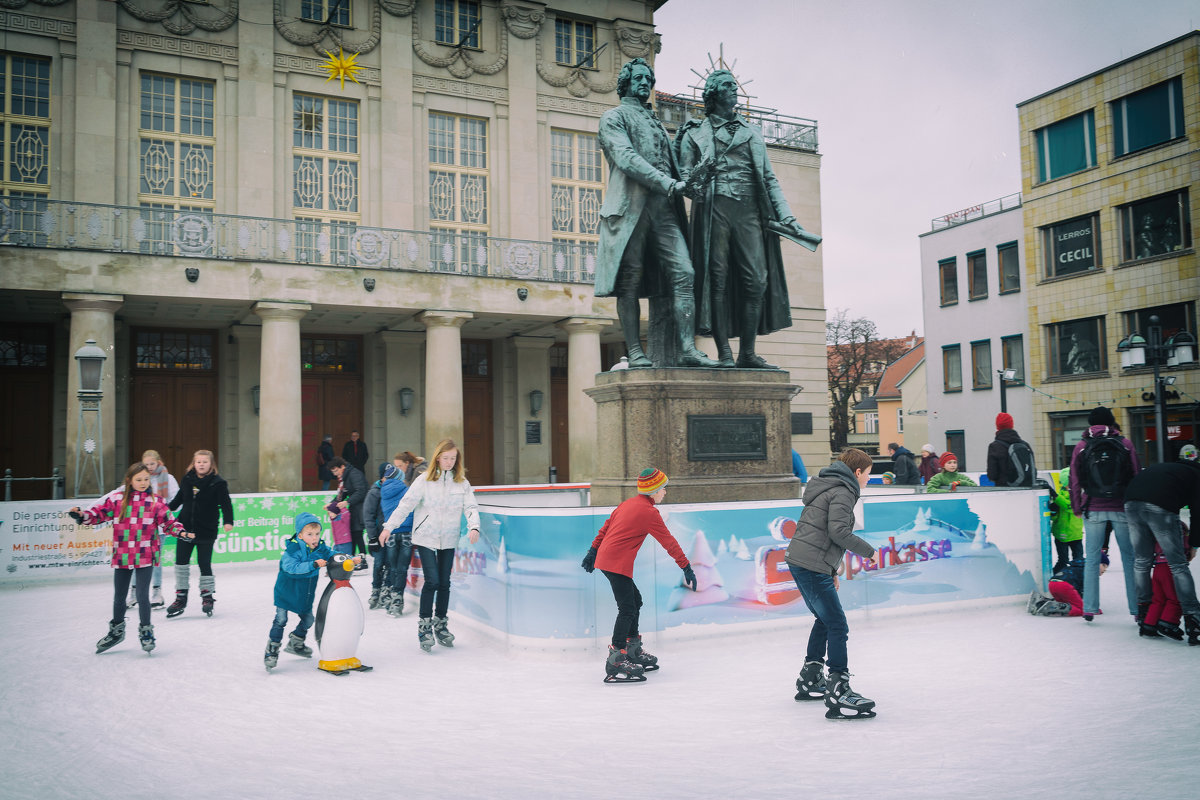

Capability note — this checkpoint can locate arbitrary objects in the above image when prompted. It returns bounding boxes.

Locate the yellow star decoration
[320,48,363,90]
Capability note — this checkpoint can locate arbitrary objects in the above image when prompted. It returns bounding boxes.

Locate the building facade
[0,0,829,497]
[1017,31,1199,469]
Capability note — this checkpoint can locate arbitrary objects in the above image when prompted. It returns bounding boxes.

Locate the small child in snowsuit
[1028,554,1107,616]
[1139,522,1193,640]
[924,452,978,493]
[1049,466,1084,573]
[265,511,345,669]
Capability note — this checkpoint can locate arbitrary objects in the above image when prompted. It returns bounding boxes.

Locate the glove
[367,533,381,554]
[950,481,960,492]
[682,564,697,591]
[581,546,597,573]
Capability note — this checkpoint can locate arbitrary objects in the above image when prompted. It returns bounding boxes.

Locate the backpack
[1006,440,1036,487]
[1078,434,1133,504]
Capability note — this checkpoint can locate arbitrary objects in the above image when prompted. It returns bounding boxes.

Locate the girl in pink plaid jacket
[71,462,193,655]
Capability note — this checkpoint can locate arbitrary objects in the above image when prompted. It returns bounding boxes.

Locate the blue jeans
[269,607,314,643]
[1125,500,1200,617]
[415,545,455,618]
[1082,510,1136,616]
[372,534,412,592]
[333,541,354,556]
[788,565,850,673]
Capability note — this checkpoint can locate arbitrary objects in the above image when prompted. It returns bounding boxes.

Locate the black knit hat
[1088,406,1117,427]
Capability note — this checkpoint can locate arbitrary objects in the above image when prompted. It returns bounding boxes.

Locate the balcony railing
[655,95,819,153]
[0,198,600,285]
[930,192,1022,231]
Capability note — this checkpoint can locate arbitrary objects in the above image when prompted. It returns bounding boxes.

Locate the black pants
[351,527,367,557]
[176,539,214,575]
[114,566,153,626]
[602,570,643,649]
[1053,539,1084,572]
[415,546,456,618]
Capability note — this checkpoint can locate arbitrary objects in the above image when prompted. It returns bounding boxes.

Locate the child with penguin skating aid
[581,468,697,683]
[265,512,343,670]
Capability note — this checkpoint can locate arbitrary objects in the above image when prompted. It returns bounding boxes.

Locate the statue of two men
[595,60,818,369]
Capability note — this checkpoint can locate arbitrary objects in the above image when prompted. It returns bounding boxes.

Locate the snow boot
[432,616,455,647]
[1185,614,1200,647]
[1156,621,1185,641]
[795,659,827,701]
[625,634,658,671]
[150,586,165,608]
[96,619,126,653]
[387,591,405,617]
[603,645,646,683]
[285,632,313,658]
[138,623,156,653]
[824,671,876,720]
[166,590,188,618]
[200,575,215,617]
[264,640,281,670]
[369,588,382,610]
[418,617,436,653]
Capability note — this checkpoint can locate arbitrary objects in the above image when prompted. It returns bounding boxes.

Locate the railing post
[52,467,65,500]
[3,468,11,502]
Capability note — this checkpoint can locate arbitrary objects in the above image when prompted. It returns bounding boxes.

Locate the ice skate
[285,632,313,658]
[603,645,647,683]
[824,671,876,720]
[1138,622,1162,638]
[264,640,281,670]
[1185,614,1199,646]
[1026,589,1050,614]
[166,590,188,618]
[1156,621,1185,641]
[150,587,165,608]
[432,616,455,647]
[418,617,436,652]
[625,634,658,671]
[201,591,215,617]
[369,588,382,610]
[138,623,156,653]
[95,619,126,654]
[387,592,405,617]
[795,659,826,701]
[1033,600,1072,617]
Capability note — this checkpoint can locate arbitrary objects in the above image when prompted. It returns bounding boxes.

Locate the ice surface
[1,561,1197,800]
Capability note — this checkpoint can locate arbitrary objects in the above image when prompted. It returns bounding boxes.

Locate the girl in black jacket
[167,449,234,618]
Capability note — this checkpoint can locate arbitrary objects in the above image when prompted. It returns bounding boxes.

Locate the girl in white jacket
[382,438,480,652]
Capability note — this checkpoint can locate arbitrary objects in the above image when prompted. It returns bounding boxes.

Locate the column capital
[253,301,311,322]
[557,316,613,336]
[418,310,473,329]
[62,292,124,313]
[512,335,556,351]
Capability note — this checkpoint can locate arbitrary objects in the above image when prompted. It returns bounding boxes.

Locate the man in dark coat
[342,430,369,473]
[986,413,1033,487]
[328,456,369,569]
[886,443,919,486]
[317,434,335,490]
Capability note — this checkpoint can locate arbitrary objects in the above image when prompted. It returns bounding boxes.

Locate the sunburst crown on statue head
[687,44,756,117]
[321,48,363,90]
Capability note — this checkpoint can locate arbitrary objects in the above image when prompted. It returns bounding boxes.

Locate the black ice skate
[418,617,436,652]
[387,591,405,617]
[603,645,647,683]
[285,632,313,658]
[1138,622,1162,638]
[1185,614,1199,647]
[824,671,876,720]
[1156,621,1185,641]
[369,588,382,610]
[139,623,156,653]
[200,590,215,617]
[432,616,455,647]
[96,619,126,654]
[166,590,188,618]
[264,640,280,670]
[625,634,658,671]
[795,659,827,701]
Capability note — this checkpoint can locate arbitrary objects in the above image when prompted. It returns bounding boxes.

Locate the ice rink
[2,561,1197,800]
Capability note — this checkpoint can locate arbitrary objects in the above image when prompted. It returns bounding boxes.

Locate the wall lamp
[529,389,544,417]
[250,385,261,416]
[398,387,415,416]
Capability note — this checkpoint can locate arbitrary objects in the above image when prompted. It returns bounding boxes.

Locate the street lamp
[997,368,1017,413]
[73,339,107,496]
[1118,315,1197,463]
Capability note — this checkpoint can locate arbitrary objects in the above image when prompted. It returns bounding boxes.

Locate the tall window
[555,18,596,67]
[998,241,1020,293]
[551,130,604,280]
[435,0,480,47]
[1035,110,1095,183]
[943,345,962,392]
[1049,412,1091,469]
[967,249,987,300]
[971,340,992,389]
[1119,189,1191,262]
[0,54,51,244]
[429,111,489,273]
[1123,303,1196,353]
[945,431,966,470]
[896,408,904,434]
[1112,76,1184,157]
[938,258,957,305]
[135,330,214,370]
[1048,317,1106,377]
[301,337,359,373]
[293,93,359,264]
[1042,213,1099,278]
[1001,335,1025,384]
[863,411,878,434]
[301,0,350,26]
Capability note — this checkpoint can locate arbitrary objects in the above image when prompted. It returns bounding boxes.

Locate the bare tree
[826,310,910,453]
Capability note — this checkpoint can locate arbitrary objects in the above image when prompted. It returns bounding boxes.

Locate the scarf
[148,464,171,499]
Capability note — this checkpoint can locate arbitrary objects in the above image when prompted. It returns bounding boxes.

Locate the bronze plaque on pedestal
[687,415,767,461]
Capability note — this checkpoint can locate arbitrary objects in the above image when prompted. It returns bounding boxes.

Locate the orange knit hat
[637,468,668,494]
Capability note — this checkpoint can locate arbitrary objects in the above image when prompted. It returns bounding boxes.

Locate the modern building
[1017,31,1199,469]
[920,193,1029,472]
[0,0,830,498]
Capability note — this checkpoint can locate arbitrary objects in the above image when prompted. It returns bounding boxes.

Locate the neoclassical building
[0,0,828,497]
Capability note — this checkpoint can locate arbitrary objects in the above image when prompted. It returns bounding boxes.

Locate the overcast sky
[651,0,1198,338]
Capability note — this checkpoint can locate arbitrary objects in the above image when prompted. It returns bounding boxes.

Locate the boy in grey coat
[784,448,879,719]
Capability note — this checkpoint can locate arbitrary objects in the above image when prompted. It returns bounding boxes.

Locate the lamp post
[997,368,1017,414]
[1117,315,1197,463]
[74,339,107,496]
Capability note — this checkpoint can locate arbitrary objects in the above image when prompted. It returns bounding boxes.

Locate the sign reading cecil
[1052,215,1094,275]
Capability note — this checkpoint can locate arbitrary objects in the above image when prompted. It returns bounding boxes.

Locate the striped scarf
[148,464,171,499]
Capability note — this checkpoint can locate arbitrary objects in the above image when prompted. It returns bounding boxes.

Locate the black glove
[581,546,597,573]
[367,532,381,554]
[68,510,85,525]
[682,564,697,591]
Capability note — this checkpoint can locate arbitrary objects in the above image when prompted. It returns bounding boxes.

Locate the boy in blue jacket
[265,512,342,670]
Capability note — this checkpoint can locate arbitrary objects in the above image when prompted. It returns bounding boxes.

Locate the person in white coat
[382,438,480,652]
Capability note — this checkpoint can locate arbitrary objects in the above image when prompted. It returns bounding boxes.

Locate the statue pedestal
[585,368,801,506]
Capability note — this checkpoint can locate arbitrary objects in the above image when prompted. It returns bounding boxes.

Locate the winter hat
[995,412,1014,431]
[881,472,896,483]
[1088,406,1117,428]
[637,468,669,494]
[939,452,958,469]
[921,443,935,455]
[1180,444,1199,462]
[294,512,320,534]
[382,464,400,480]
[323,434,333,442]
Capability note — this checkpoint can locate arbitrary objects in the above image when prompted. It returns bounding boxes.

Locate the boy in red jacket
[582,468,696,682]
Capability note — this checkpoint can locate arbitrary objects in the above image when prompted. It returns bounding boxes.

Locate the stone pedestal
[585,369,801,506]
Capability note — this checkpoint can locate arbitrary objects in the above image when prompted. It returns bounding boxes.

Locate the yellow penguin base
[318,657,363,674]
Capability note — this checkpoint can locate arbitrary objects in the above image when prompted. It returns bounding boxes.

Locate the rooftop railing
[655,95,819,153]
[930,192,1022,231]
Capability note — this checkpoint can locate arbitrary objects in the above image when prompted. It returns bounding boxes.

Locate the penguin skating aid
[314,554,373,676]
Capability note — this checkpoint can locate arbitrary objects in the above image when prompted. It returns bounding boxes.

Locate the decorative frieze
[117,0,238,36]
[500,2,544,39]
[536,94,610,117]
[414,74,508,102]
[116,29,238,62]
[275,53,382,85]
[0,9,76,40]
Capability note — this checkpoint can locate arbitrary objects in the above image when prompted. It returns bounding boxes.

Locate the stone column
[253,301,309,492]
[513,336,554,482]
[418,310,472,447]
[558,317,607,483]
[63,293,123,497]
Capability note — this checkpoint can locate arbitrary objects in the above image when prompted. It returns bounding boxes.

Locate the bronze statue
[675,69,819,369]
[594,58,719,369]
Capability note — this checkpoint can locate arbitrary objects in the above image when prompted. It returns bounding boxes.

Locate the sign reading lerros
[1053,216,1095,274]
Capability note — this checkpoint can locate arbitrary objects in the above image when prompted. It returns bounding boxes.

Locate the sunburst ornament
[320,48,363,90]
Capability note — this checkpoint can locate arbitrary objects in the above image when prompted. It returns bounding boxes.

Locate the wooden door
[301,377,363,490]
[462,377,493,486]
[301,379,323,489]
[129,374,218,482]
[550,377,569,482]
[0,324,54,500]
